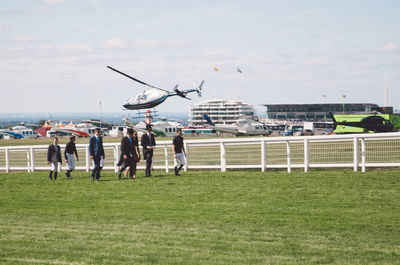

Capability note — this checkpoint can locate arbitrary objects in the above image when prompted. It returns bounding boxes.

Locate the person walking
[117,128,140,180]
[131,130,140,178]
[47,136,62,180]
[89,128,104,181]
[172,128,186,176]
[141,124,156,177]
[64,135,79,179]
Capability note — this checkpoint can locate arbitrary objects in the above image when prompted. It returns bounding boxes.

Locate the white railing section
[0,132,400,173]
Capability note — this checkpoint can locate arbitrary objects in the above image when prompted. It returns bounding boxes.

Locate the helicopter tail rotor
[195,80,204,97]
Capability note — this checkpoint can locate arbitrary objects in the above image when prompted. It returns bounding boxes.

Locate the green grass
[0,170,399,264]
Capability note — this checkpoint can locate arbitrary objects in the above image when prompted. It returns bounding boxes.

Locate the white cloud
[65,56,81,64]
[375,43,398,52]
[59,44,92,53]
[201,50,237,61]
[12,36,34,41]
[132,39,194,49]
[38,44,92,53]
[284,9,323,22]
[102,38,126,49]
[303,58,328,66]
[10,47,25,52]
[88,0,100,5]
[41,0,68,6]
[203,6,238,17]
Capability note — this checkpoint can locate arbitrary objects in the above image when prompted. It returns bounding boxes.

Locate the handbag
[133,153,140,162]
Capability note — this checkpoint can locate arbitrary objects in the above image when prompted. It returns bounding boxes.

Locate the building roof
[262,103,379,107]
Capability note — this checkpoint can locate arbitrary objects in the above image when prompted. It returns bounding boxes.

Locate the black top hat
[127,128,134,134]
[146,124,153,130]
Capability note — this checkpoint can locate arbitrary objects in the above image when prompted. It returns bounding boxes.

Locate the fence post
[304,139,309,172]
[30,148,35,172]
[184,142,188,171]
[5,148,10,173]
[261,140,266,172]
[85,145,90,172]
[286,141,291,173]
[353,137,359,172]
[164,145,169,173]
[114,145,119,173]
[361,138,366,172]
[220,142,226,172]
[26,149,31,173]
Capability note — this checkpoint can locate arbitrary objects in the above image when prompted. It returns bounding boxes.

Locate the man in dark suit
[89,127,105,181]
[117,128,139,180]
[47,136,62,180]
[141,124,156,177]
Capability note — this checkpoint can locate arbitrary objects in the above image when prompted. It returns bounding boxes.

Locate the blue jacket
[89,136,104,157]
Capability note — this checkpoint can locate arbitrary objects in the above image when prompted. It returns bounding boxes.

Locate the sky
[1,0,400,114]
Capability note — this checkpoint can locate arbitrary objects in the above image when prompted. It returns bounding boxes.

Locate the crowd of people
[47,125,186,181]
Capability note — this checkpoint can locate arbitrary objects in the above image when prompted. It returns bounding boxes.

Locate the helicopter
[107,66,204,111]
[203,114,272,136]
[329,112,395,133]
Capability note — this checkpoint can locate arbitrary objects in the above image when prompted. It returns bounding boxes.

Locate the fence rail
[1,132,400,173]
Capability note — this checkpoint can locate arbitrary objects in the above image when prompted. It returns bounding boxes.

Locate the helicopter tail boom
[173,85,191,100]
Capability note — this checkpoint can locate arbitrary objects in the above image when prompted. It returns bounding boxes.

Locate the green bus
[333,113,400,133]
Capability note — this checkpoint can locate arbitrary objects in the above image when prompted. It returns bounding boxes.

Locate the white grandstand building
[189,99,255,126]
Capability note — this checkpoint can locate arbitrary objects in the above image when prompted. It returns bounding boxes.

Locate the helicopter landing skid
[126,109,159,120]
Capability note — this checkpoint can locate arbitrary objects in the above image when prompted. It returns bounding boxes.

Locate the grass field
[1,170,399,264]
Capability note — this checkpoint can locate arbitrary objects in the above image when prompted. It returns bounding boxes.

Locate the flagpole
[99,100,102,131]
[342,94,346,113]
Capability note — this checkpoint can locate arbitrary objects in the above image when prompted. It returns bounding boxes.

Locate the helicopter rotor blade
[107,66,170,93]
[199,80,205,89]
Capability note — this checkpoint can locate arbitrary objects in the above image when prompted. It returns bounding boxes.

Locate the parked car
[300,129,314,136]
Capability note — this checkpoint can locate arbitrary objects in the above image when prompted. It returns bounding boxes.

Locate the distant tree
[38,120,46,126]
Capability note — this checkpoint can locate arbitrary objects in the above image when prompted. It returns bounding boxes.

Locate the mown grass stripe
[1,170,399,264]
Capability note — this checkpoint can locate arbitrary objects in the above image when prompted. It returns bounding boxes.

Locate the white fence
[1,132,400,173]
